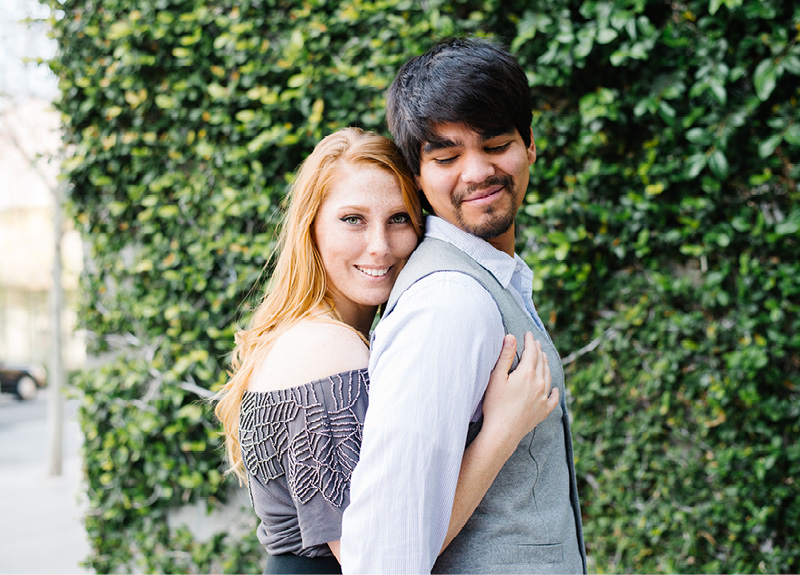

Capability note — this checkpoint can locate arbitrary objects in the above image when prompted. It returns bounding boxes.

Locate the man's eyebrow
[481,128,517,140]
[421,129,517,154]
[421,138,459,154]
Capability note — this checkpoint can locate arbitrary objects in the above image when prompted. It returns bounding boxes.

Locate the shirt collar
[424,215,518,288]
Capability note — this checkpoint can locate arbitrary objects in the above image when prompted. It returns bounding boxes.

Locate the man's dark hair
[386,36,533,176]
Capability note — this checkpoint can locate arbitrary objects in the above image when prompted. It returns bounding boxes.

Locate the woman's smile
[355,265,393,278]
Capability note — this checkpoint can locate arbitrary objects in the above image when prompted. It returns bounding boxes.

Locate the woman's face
[314,164,419,325]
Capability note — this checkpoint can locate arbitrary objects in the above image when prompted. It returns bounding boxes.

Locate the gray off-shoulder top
[239,369,369,558]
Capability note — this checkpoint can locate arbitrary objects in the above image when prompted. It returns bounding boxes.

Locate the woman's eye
[341,216,361,225]
[390,213,410,224]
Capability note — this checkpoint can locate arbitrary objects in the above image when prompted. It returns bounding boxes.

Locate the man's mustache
[456,176,515,203]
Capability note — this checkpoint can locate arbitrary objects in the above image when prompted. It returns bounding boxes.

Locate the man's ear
[527,127,537,165]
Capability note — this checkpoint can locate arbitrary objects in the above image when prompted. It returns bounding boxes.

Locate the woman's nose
[366,226,390,255]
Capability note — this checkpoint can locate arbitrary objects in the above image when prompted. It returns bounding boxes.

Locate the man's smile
[461,185,505,206]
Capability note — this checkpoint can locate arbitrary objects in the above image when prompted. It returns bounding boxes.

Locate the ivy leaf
[775,210,800,235]
[754,59,778,101]
[708,149,729,179]
[685,153,707,178]
[686,127,712,146]
[783,124,800,146]
[155,94,176,109]
[710,81,726,105]
[758,134,782,158]
[597,27,618,44]
[680,244,704,256]
[782,55,800,75]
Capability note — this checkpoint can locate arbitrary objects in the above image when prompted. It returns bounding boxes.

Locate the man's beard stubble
[453,175,518,239]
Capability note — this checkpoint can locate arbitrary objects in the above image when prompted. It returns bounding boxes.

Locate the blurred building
[0,97,84,369]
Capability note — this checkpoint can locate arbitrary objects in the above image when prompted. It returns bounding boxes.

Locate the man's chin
[463,214,515,239]
[456,203,516,239]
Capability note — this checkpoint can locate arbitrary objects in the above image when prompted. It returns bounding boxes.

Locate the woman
[215,128,558,573]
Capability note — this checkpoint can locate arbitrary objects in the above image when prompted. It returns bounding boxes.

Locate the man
[341,37,586,574]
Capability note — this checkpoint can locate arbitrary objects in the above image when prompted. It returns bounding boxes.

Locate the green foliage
[42,0,798,572]
[515,1,800,572]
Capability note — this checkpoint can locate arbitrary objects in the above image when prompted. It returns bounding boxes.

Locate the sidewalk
[0,397,90,574]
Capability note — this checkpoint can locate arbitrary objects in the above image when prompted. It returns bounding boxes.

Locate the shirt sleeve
[294,489,345,549]
[340,272,504,573]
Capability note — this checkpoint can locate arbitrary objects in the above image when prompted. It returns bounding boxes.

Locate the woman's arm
[441,332,559,553]
[328,540,341,563]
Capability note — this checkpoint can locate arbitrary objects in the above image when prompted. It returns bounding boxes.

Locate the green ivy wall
[42,0,799,572]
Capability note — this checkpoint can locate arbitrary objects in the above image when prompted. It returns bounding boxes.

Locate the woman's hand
[441,331,560,553]
[481,332,560,451]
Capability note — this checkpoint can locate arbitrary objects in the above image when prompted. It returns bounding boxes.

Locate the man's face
[416,123,536,253]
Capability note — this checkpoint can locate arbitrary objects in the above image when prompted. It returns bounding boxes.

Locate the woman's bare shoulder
[247,319,370,393]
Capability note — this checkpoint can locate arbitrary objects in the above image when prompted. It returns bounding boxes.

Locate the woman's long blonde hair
[214,127,422,481]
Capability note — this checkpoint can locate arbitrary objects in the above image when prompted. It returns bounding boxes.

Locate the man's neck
[425,215,517,257]
[485,225,516,256]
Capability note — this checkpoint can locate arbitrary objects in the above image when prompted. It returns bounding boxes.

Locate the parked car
[0,361,47,400]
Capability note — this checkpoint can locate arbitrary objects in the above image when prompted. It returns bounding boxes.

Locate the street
[0,392,79,465]
[0,391,90,574]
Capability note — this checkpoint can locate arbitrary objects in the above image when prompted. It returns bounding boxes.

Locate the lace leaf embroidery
[240,370,368,508]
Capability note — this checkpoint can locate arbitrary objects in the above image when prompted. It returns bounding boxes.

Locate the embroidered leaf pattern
[240,370,369,508]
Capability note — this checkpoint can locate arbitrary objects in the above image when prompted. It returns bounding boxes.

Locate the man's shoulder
[389,237,498,311]
[390,237,480,294]
[386,268,502,333]
[406,234,472,265]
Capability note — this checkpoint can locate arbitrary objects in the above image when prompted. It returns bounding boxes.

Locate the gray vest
[383,237,587,574]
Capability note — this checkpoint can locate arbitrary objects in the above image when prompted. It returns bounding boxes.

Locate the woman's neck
[312,302,376,340]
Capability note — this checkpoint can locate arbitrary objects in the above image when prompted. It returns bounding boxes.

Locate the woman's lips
[355,265,392,278]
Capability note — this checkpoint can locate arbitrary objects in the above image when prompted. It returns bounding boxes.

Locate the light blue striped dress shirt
[341,216,547,573]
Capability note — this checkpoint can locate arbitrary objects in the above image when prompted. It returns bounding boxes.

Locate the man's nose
[460,152,495,185]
